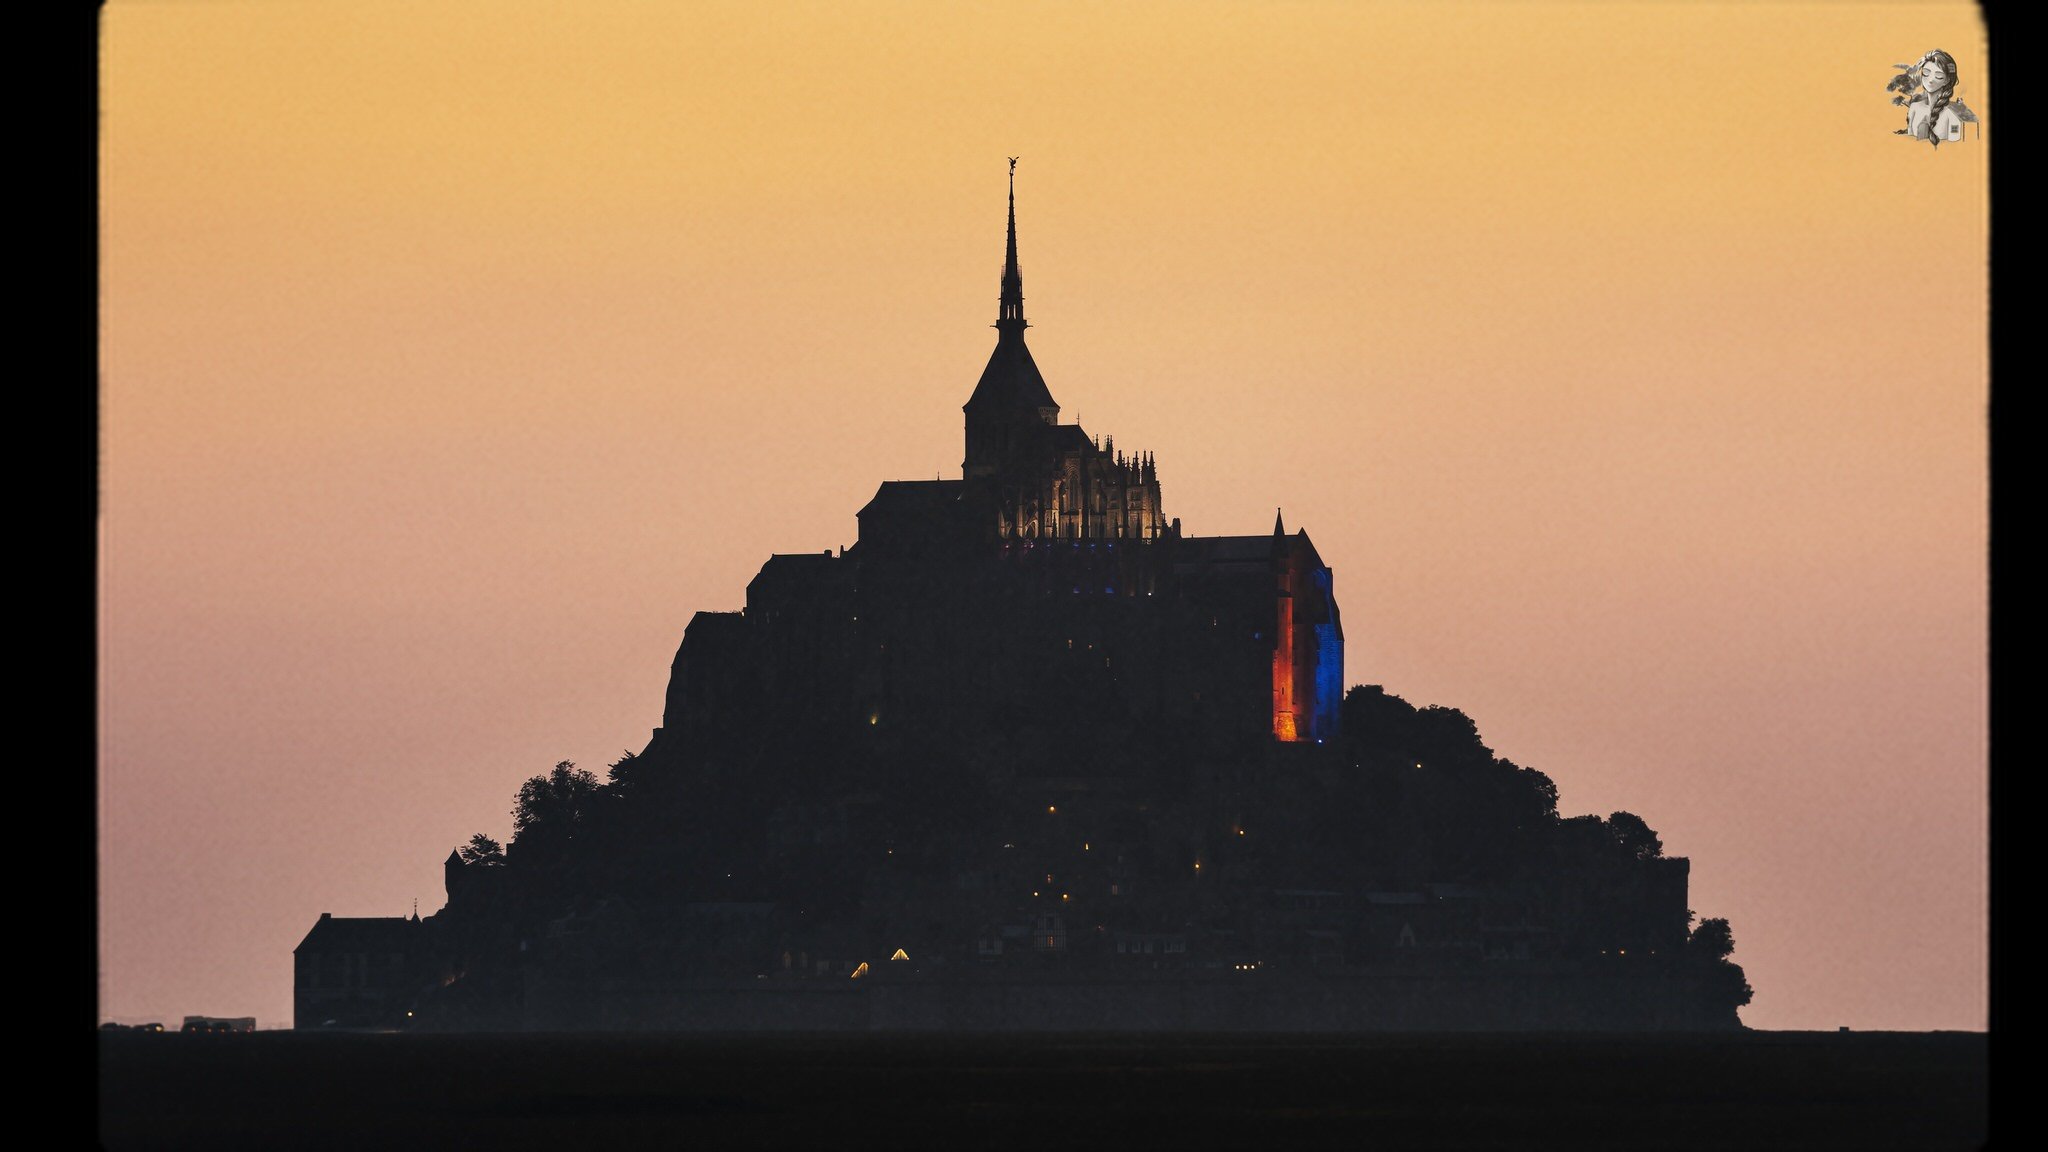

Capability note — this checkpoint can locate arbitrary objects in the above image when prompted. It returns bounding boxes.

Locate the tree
[1521,765,1561,820]
[1686,917,1753,1014]
[605,749,645,791]
[512,761,602,845]
[1607,811,1664,860]
[457,833,504,866]
[1688,916,1736,961]
[1411,705,1492,767]
[1340,684,1419,767]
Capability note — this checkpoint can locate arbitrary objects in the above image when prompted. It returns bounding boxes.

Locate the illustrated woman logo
[1888,50,1977,148]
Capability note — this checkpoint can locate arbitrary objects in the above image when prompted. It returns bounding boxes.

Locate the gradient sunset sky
[101,1,1986,1031]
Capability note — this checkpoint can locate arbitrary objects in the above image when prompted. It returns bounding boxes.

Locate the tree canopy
[1338,685,1562,877]
[457,833,504,866]
[1607,811,1664,860]
[512,761,603,852]
[1689,917,1736,961]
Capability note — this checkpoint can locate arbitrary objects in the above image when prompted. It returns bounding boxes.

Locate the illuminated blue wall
[1311,567,1344,742]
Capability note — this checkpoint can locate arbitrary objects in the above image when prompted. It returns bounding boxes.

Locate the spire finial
[1274,508,1286,537]
[998,158,1026,336]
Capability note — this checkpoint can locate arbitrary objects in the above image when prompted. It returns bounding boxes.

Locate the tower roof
[965,160,1058,416]
[965,338,1057,414]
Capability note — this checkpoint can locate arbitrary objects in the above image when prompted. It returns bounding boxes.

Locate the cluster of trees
[1331,684,1749,1016]
[451,758,633,871]
[1335,685,1561,877]
[1334,685,1688,879]
[1687,916,1756,1010]
[443,681,1750,1020]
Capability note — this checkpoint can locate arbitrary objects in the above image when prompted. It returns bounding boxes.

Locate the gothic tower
[963,160,1059,480]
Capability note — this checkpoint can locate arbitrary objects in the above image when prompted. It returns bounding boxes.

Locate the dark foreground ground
[100,1030,1986,1150]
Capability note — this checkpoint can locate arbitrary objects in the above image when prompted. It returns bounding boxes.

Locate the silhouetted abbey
[658,165,1342,766]
[298,168,1750,1032]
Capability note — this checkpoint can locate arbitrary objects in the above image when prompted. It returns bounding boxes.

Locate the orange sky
[100,1,1987,1030]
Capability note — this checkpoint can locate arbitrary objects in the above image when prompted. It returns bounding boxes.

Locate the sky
[100,1,1987,1031]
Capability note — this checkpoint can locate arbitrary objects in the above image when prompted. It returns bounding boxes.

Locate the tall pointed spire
[998,157,1026,337]
[1274,508,1286,537]
[963,159,1058,478]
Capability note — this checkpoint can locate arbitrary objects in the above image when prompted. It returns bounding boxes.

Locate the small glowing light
[1061,894,1069,902]
[890,948,910,961]
[1083,842,1090,851]
[850,961,870,979]
[869,714,879,726]
[406,1011,413,1017]
[1048,805,1057,814]
[1237,829,1245,837]
[1033,891,1040,897]
[1193,861,1202,871]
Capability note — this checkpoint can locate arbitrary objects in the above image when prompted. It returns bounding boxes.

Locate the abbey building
[650,166,1343,759]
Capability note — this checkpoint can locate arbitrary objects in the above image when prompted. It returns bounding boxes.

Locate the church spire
[1274,508,1286,537]
[998,157,1026,337]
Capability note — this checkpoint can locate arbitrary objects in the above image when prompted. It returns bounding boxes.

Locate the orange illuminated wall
[1272,546,1298,742]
